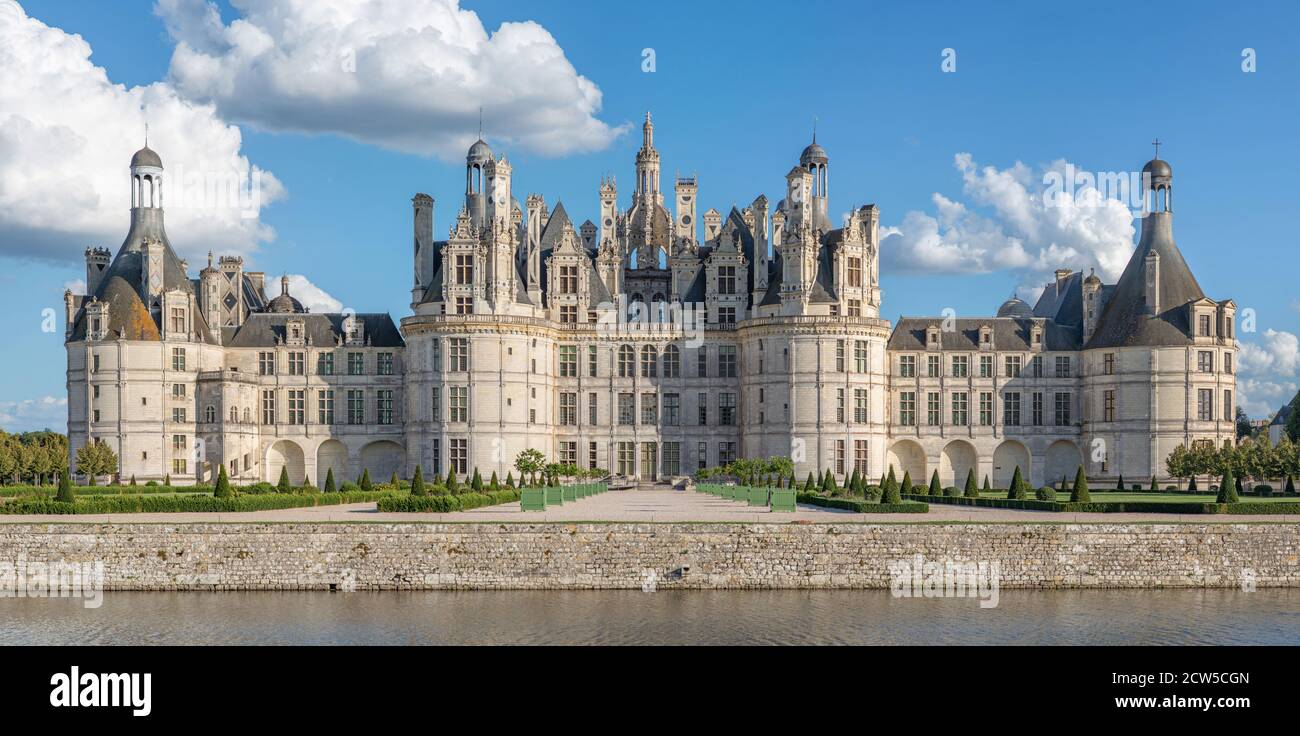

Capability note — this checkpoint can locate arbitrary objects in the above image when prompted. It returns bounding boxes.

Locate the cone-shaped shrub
[390,471,399,486]
[1150,475,1158,491]
[324,467,337,493]
[819,469,831,493]
[1008,466,1026,500]
[963,469,979,498]
[1287,475,1296,494]
[1188,475,1198,492]
[1235,475,1243,496]
[929,470,942,497]
[214,465,233,498]
[848,468,861,494]
[360,469,373,492]
[445,469,458,493]
[411,465,426,496]
[805,472,817,493]
[506,472,515,488]
[56,469,74,503]
[1116,474,1125,491]
[982,475,991,493]
[129,475,137,486]
[277,466,292,493]
[303,474,312,489]
[490,471,500,491]
[882,475,902,504]
[472,468,484,492]
[900,470,913,496]
[1071,465,1090,502]
[1218,468,1238,503]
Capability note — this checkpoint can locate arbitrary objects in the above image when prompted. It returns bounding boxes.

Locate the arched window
[230,407,239,423]
[618,345,635,377]
[205,405,216,423]
[243,408,251,423]
[663,344,681,378]
[641,346,658,377]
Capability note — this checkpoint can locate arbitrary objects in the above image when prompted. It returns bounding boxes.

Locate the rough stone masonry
[0,522,1297,591]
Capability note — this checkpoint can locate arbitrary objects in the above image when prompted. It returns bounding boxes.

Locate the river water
[3,589,1298,645]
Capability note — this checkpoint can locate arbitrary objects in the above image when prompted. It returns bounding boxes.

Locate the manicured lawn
[977,490,1300,504]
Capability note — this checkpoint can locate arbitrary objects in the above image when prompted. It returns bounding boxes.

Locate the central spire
[642,111,654,149]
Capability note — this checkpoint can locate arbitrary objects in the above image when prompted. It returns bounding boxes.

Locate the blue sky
[2,0,1298,431]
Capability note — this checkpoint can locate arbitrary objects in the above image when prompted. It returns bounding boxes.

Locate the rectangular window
[172,458,187,475]
[854,389,868,424]
[347,390,364,425]
[836,388,845,423]
[259,352,275,375]
[854,440,869,476]
[1198,314,1211,337]
[618,442,636,476]
[172,408,186,423]
[288,389,305,425]
[979,355,993,378]
[719,393,736,426]
[1004,392,1021,426]
[855,340,868,373]
[261,390,276,425]
[317,352,334,375]
[430,439,441,476]
[1103,353,1115,375]
[171,383,186,398]
[835,440,845,475]
[718,442,737,465]
[454,296,473,315]
[1031,356,1043,378]
[848,257,862,287]
[951,392,968,426]
[559,392,576,426]
[899,391,916,426]
[588,345,598,377]
[836,340,846,372]
[376,390,394,425]
[172,434,186,451]
[697,441,708,471]
[1103,389,1115,422]
[449,386,468,422]
[559,305,577,324]
[696,347,708,378]
[927,392,940,426]
[847,300,861,317]
[431,388,441,422]
[348,352,364,375]
[450,439,468,474]
[1224,353,1233,375]
[430,340,441,372]
[1054,392,1072,426]
[1005,355,1022,378]
[641,393,658,425]
[589,441,598,470]
[718,307,736,325]
[899,355,916,377]
[377,353,394,376]
[663,393,680,426]
[1032,392,1044,426]
[455,254,473,285]
[1055,356,1071,378]
[1198,351,1214,373]
[928,355,941,378]
[315,390,332,423]
[559,265,578,294]
[698,392,708,425]
[171,347,186,372]
[719,346,737,377]
[559,345,577,377]
[618,393,635,425]
[718,265,737,295]
[1197,389,1214,421]
[450,338,469,372]
[1225,390,1232,421]
[560,441,577,466]
[662,442,681,477]
[979,392,993,426]
[288,351,304,376]
[170,307,186,334]
[951,355,968,378]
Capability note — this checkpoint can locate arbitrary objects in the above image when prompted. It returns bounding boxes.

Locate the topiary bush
[1035,486,1056,502]
[1071,465,1090,503]
[411,465,426,496]
[214,465,233,499]
[323,467,337,494]
[963,469,979,499]
[56,470,74,504]
[277,467,292,493]
[1217,468,1239,503]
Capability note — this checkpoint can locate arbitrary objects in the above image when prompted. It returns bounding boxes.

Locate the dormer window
[927,325,941,347]
[1198,313,1211,337]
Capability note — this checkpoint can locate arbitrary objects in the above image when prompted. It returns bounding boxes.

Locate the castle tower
[799,132,830,231]
[85,247,111,295]
[465,137,493,229]
[674,175,697,243]
[635,112,661,203]
[412,193,435,307]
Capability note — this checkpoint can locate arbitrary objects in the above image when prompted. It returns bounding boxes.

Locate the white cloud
[155,0,625,158]
[0,0,283,264]
[284,274,343,314]
[1237,378,1298,420]
[880,153,1137,289]
[1239,329,1300,378]
[0,395,67,432]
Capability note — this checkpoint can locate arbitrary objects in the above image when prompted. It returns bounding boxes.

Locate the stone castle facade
[65,116,1238,488]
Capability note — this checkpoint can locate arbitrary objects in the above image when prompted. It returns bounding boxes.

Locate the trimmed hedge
[0,491,392,515]
[375,489,521,512]
[797,492,928,514]
[0,484,215,497]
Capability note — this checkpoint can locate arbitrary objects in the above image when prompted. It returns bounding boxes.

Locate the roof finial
[144,121,149,148]
[812,115,817,144]
[281,273,289,296]
[478,106,483,139]
[1151,137,1162,160]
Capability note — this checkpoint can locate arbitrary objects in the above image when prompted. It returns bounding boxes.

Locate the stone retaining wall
[1,522,1297,590]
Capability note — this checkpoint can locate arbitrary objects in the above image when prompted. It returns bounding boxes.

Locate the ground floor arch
[993,440,1031,489]
[886,440,927,485]
[1044,440,1084,486]
[360,440,406,482]
[317,439,348,486]
[265,440,305,485]
[939,440,977,489]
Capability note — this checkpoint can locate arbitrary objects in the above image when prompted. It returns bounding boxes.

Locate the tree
[1150,475,1158,491]
[900,470,913,497]
[963,469,978,499]
[490,471,500,491]
[505,471,515,488]
[1218,467,1238,503]
[1236,406,1253,440]
[360,468,373,492]
[882,473,902,504]
[1287,475,1296,494]
[324,467,337,493]
[1008,466,1027,500]
[445,469,459,493]
[214,465,233,498]
[390,471,399,486]
[1116,473,1125,491]
[472,468,484,493]
[277,466,292,493]
[804,472,817,493]
[929,470,941,497]
[1287,393,1300,443]
[411,465,426,496]
[514,449,545,488]
[56,469,74,503]
[74,442,117,486]
[1071,465,1090,503]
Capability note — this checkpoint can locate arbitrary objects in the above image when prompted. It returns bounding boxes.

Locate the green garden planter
[562,486,576,502]
[770,489,797,512]
[520,489,547,512]
[545,486,563,506]
[748,486,769,506]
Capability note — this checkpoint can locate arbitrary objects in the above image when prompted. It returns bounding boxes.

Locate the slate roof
[887,317,1081,352]
[222,313,404,348]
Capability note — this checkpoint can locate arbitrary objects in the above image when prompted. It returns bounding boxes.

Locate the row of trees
[0,431,70,485]
[1167,435,1300,487]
